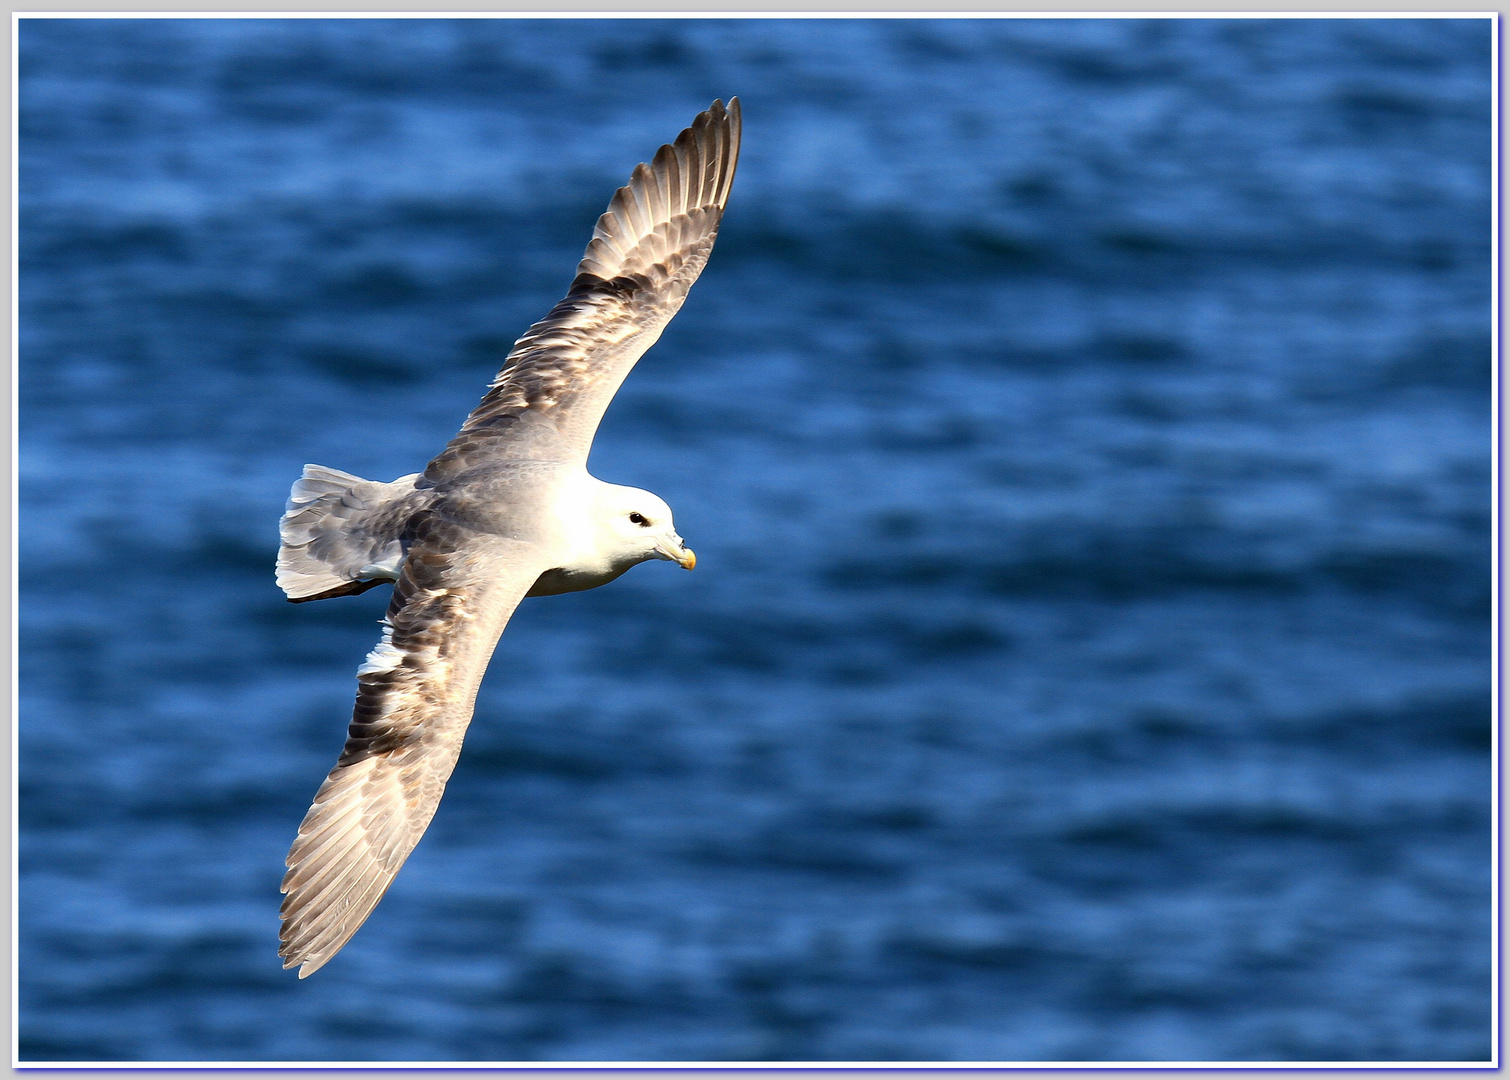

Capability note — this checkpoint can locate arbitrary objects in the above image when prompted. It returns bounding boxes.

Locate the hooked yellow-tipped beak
[656,537,696,570]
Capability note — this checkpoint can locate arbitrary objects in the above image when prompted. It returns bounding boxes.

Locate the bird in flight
[273,99,741,978]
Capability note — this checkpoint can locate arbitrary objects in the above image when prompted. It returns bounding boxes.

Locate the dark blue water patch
[1375,331,1493,393]
[1047,690,1492,764]
[821,533,1486,616]
[715,207,1492,288]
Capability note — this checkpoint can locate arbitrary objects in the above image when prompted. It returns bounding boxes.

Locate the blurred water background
[18,17,1493,1063]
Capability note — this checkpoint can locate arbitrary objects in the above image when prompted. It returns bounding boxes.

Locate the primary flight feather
[275,99,740,978]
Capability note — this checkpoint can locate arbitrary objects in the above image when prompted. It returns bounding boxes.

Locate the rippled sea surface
[18,18,1493,1063]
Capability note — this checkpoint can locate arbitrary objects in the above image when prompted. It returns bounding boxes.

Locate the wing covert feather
[278,516,548,978]
[425,98,740,480]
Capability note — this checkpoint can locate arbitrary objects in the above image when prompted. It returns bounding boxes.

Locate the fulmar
[274,99,741,978]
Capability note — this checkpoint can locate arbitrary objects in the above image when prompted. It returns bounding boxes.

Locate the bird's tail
[276,465,423,602]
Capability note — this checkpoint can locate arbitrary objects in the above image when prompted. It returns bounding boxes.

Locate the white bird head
[597,485,696,571]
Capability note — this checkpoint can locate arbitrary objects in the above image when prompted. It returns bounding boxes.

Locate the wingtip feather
[572,97,742,283]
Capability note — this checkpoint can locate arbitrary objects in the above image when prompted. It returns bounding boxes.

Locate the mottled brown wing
[278,514,549,978]
[425,98,741,481]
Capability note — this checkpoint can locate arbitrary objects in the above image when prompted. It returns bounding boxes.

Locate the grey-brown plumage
[426,97,741,479]
[276,99,739,978]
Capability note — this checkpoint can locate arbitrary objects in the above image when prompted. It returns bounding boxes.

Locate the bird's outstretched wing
[425,98,741,481]
[278,513,550,978]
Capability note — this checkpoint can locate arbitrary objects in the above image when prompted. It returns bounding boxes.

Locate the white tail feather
[276,465,423,601]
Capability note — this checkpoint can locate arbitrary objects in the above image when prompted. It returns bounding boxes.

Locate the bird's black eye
[629,512,649,526]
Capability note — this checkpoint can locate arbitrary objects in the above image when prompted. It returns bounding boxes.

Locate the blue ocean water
[18,17,1493,1063]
